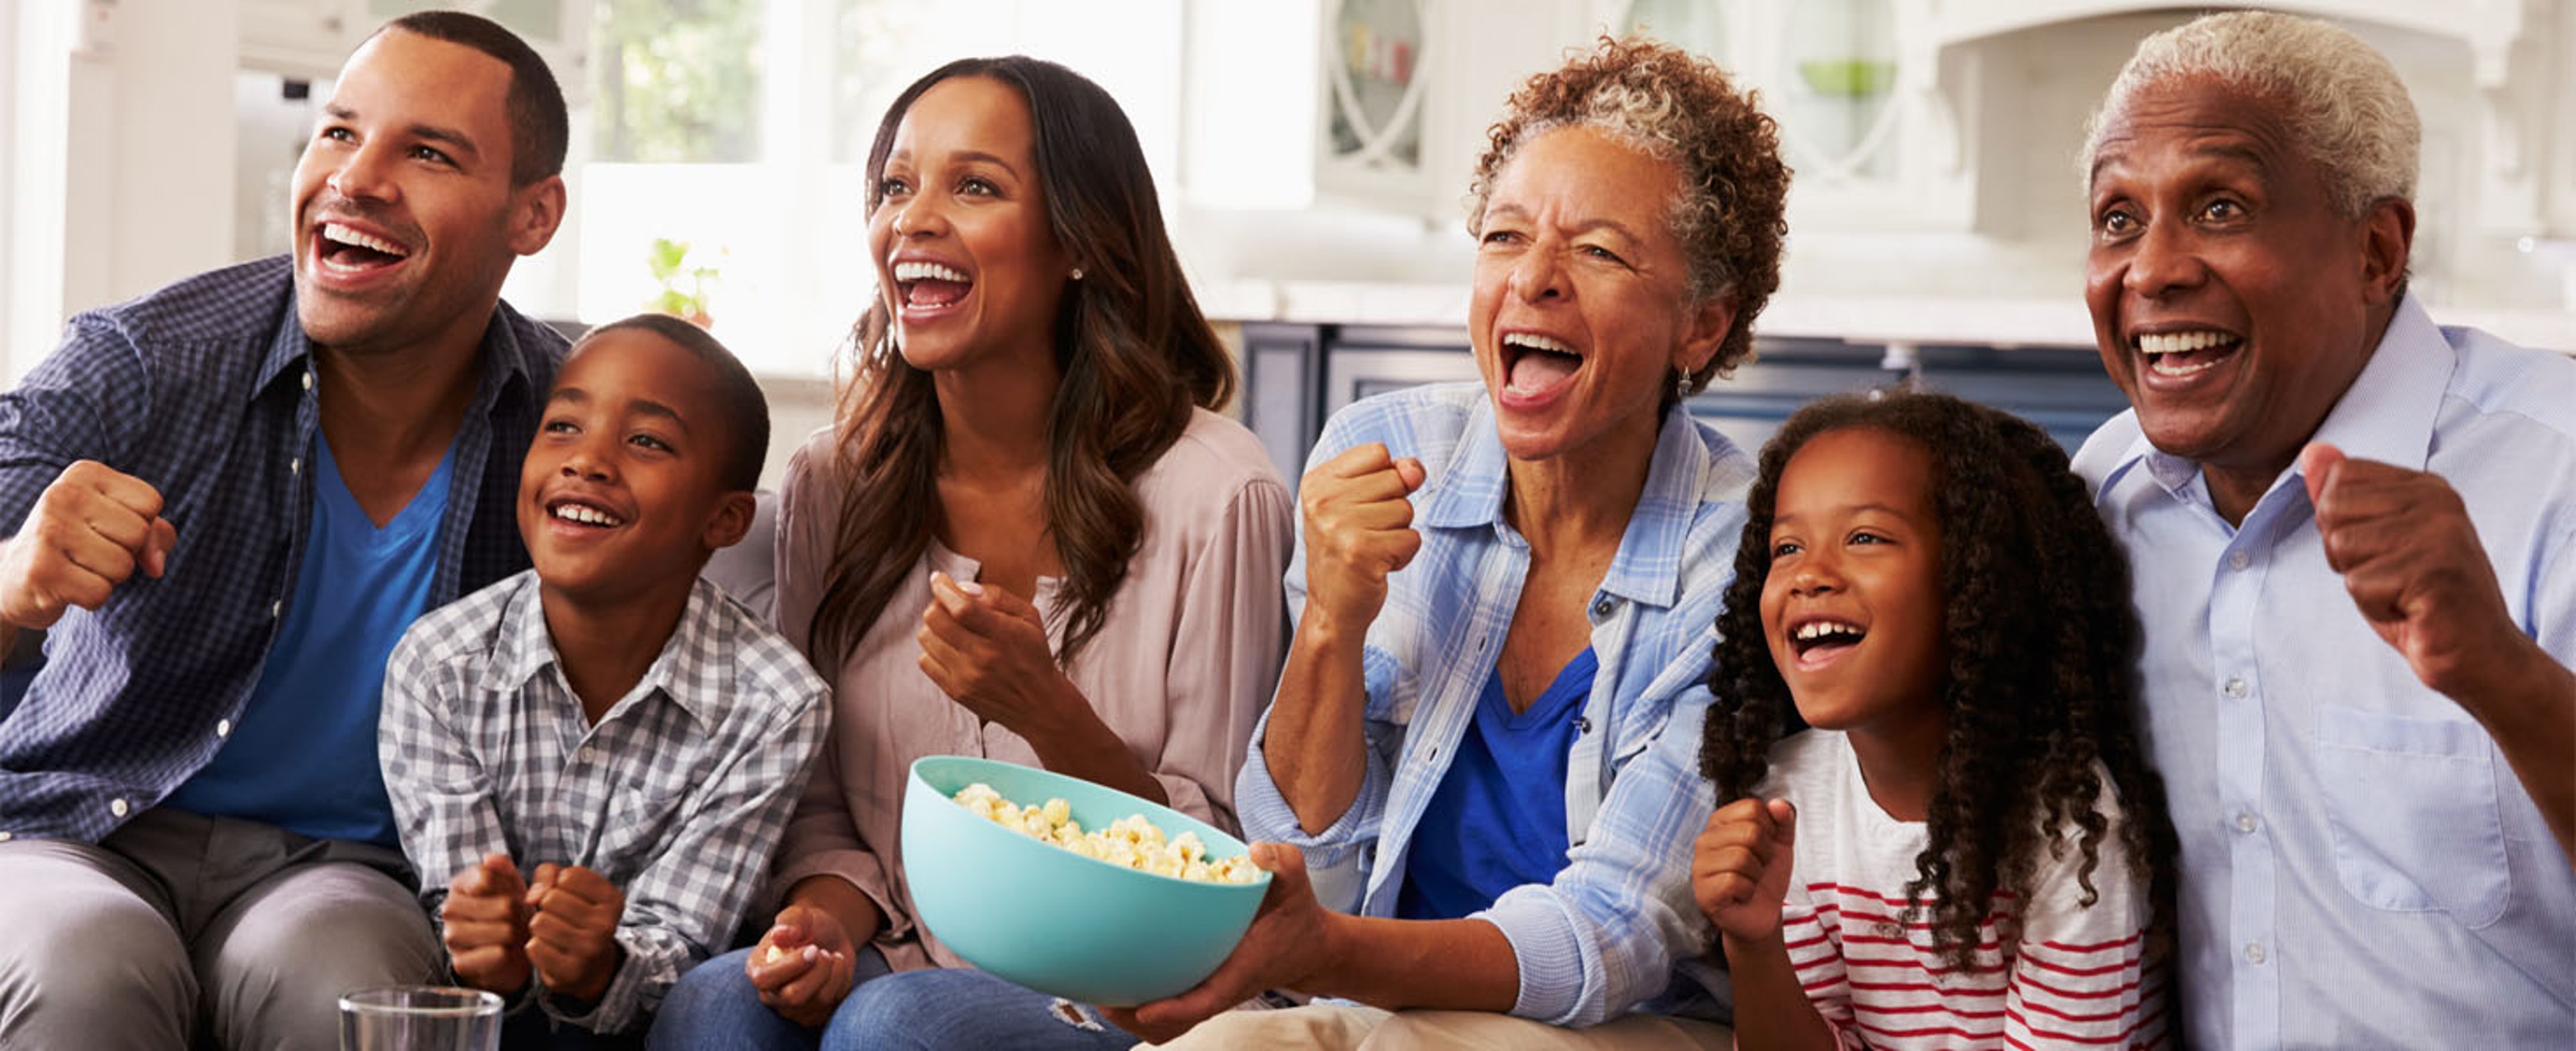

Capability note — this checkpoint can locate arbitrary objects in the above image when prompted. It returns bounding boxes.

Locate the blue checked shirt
[2075,295,2576,1049]
[0,256,561,844]
[382,572,829,1034]
[1235,383,1754,1026]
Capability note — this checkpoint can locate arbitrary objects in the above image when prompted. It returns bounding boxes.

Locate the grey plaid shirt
[381,571,828,1034]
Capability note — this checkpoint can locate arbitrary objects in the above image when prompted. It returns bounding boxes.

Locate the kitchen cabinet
[1576,1,2574,239]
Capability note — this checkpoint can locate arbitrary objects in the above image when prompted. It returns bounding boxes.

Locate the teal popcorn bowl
[902,755,1271,1006]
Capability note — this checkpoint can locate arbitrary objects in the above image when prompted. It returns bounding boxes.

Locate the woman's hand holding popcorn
[525,863,625,1003]
[441,853,532,996]
[918,572,1081,736]
[747,902,859,1027]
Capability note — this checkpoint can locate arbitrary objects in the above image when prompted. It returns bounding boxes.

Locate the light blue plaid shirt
[2075,295,2576,1049]
[1236,383,1753,1026]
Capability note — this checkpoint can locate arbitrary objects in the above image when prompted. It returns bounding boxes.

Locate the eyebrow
[323,104,484,162]
[883,149,1024,180]
[1772,502,1923,527]
[547,388,694,433]
[1482,204,1643,245]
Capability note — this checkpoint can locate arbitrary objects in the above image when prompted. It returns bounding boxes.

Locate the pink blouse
[769,408,1294,971]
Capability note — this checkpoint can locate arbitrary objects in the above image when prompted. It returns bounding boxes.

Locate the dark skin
[1693,799,1835,1051]
[439,854,623,1003]
[2088,78,2575,868]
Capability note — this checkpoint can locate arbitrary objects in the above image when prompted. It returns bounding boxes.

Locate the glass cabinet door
[1780,0,1898,185]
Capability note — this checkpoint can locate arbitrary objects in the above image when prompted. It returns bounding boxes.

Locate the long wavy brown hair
[1700,390,2179,973]
[807,56,1233,669]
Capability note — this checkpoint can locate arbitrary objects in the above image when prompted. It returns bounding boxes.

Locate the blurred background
[5,0,2573,488]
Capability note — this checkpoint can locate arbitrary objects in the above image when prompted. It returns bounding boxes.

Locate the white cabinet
[1313,0,1597,218]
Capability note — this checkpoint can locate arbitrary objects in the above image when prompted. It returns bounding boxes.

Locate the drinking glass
[337,986,502,1051]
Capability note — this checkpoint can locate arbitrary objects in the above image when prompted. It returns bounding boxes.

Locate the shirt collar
[484,573,723,728]
[2116,292,2451,500]
[1417,400,1711,608]
[259,287,543,416]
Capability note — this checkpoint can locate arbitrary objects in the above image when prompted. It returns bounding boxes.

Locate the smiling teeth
[553,504,621,527]
[2137,331,2233,355]
[893,261,968,283]
[1794,621,1863,641]
[1503,333,1574,354]
[321,222,408,257]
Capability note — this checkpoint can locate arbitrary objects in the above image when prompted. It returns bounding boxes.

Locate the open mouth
[1500,331,1583,395]
[315,221,413,276]
[2135,329,2243,380]
[892,260,973,311]
[1787,617,1866,667]
[545,497,625,530]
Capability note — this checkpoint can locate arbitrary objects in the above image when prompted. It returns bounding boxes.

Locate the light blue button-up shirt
[2074,296,2576,1048]
[1235,382,1754,1026]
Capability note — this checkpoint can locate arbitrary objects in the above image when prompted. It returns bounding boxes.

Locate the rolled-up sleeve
[1479,697,1714,1026]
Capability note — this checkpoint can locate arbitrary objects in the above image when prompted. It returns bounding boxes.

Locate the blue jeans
[830,969,1142,1051]
[645,945,893,1051]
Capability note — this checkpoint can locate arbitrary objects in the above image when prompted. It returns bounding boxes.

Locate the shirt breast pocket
[598,780,689,867]
[2312,704,2509,926]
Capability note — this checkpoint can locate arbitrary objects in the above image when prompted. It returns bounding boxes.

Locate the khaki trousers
[1142,1003,1731,1050]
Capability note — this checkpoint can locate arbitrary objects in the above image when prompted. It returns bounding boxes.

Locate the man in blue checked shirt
[0,11,570,1049]
[2074,11,2575,1048]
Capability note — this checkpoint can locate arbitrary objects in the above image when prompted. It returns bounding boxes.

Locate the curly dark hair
[809,56,1234,669]
[1699,389,2179,972]
[1467,35,1790,403]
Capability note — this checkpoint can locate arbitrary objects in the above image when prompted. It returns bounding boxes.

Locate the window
[573,0,1184,377]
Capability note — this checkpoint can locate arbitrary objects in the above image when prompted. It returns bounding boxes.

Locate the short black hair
[378,10,568,185]
[573,314,769,492]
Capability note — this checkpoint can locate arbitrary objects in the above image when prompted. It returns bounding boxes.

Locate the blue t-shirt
[1396,647,1597,922]
[162,435,455,844]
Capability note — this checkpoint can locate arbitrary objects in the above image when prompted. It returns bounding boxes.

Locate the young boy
[380,314,828,1045]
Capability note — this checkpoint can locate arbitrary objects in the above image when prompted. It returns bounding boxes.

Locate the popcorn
[951,783,1261,885]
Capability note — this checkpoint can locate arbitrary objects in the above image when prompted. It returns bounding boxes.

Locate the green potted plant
[647,236,720,327]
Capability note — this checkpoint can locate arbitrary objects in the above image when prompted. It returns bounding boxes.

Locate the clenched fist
[1694,797,1798,946]
[0,461,176,630]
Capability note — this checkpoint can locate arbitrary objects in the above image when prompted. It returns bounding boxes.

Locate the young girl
[1695,390,2178,1050]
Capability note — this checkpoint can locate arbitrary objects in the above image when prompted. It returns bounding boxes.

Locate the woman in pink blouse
[649,56,1291,1050]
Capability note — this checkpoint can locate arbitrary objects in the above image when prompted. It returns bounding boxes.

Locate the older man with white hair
[2072,9,2575,1048]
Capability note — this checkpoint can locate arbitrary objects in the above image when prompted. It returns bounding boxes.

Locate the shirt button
[289,457,301,476]
[0,831,14,842]
[109,798,130,818]
[576,746,598,764]
[301,370,315,391]
[2228,550,2251,571]
[1590,596,1615,618]
[270,600,283,620]
[2224,675,2249,699]
[2245,941,2267,964]
[216,718,233,738]
[2233,811,2257,834]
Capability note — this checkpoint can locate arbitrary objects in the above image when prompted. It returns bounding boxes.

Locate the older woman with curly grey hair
[1110,36,1788,1050]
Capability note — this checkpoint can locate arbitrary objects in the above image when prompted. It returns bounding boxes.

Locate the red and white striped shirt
[1759,730,2166,1050]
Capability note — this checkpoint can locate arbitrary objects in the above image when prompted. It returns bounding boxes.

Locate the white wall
[6,0,239,381]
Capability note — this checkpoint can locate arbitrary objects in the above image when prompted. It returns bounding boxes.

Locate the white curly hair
[2078,10,2419,218]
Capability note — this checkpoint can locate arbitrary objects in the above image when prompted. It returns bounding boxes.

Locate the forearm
[1263,617,1374,835]
[2453,639,2576,867]
[1721,932,1837,1051]
[786,875,886,945]
[1020,678,1169,807]
[1300,914,1519,1013]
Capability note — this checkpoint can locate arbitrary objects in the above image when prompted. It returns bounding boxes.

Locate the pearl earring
[1069,268,1085,281]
